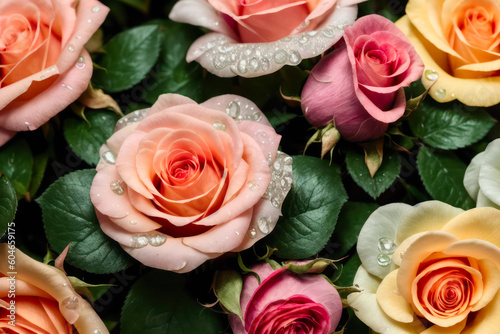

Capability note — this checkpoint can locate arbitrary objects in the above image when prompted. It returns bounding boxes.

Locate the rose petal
[463,150,485,202]
[461,290,500,334]
[376,270,415,323]
[477,140,500,207]
[0,127,16,146]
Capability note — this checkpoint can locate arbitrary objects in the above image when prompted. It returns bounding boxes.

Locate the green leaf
[29,152,49,198]
[93,25,162,93]
[417,146,475,210]
[118,0,150,13]
[0,177,17,235]
[266,156,348,259]
[329,202,379,259]
[0,138,33,197]
[142,20,203,103]
[37,169,134,274]
[214,270,243,317]
[265,110,297,129]
[335,253,361,287]
[121,271,226,334]
[346,147,401,199]
[63,110,120,165]
[408,102,495,150]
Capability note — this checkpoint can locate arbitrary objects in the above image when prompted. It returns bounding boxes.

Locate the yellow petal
[462,290,500,333]
[472,259,500,311]
[377,269,415,323]
[395,16,500,107]
[421,318,467,334]
[396,201,463,245]
[441,207,500,248]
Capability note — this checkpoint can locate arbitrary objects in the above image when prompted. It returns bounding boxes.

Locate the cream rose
[0,0,109,146]
[464,138,500,209]
[395,0,500,106]
[347,201,500,333]
[0,244,109,333]
[90,94,292,273]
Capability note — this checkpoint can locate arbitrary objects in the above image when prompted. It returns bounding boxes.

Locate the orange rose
[348,201,500,333]
[0,244,109,333]
[396,0,500,106]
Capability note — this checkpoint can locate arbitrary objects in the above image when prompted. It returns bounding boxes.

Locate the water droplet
[249,228,257,239]
[249,57,260,72]
[435,88,446,99]
[226,101,240,118]
[321,26,337,38]
[377,253,391,267]
[130,235,149,248]
[378,237,396,254]
[75,35,82,39]
[212,120,226,131]
[251,112,261,122]
[130,220,137,225]
[175,261,187,270]
[247,180,260,191]
[67,44,75,52]
[62,283,68,287]
[289,50,301,65]
[24,122,31,130]
[274,49,287,64]
[102,150,117,164]
[62,296,79,310]
[149,234,167,247]
[76,56,86,69]
[238,59,248,74]
[110,180,124,195]
[257,216,272,234]
[40,75,46,79]
[235,231,240,236]
[261,57,271,71]
[400,250,406,259]
[61,83,74,91]
[87,19,93,23]
[424,69,438,81]
[94,330,103,334]
[91,5,100,13]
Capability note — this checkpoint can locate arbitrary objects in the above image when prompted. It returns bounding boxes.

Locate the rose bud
[301,14,424,142]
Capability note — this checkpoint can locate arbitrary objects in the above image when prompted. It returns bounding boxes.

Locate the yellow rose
[347,201,500,333]
[396,0,500,107]
[0,244,109,333]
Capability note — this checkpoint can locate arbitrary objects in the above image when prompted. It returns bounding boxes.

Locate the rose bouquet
[1,0,499,333]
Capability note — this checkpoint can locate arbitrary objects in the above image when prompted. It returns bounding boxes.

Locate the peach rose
[90,94,292,273]
[0,244,109,333]
[0,0,109,146]
[464,138,500,209]
[396,0,500,106]
[168,0,364,77]
[347,201,500,333]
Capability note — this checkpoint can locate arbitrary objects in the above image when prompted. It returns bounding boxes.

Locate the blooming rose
[464,138,500,209]
[90,94,292,273]
[229,262,343,333]
[0,0,109,146]
[301,14,424,142]
[0,244,109,333]
[347,201,500,333]
[395,0,500,106]
[168,0,363,77]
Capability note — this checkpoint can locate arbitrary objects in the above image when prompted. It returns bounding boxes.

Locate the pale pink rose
[229,262,343,334]
[90,94,292,273]
[301,14,424,142]
[0,0,109,146]
[0,245,109,333]
[169,0,364,77]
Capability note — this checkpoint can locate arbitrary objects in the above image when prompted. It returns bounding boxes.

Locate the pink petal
[238,121,281,165]
[148,93,197,116]
[0,128,16,146]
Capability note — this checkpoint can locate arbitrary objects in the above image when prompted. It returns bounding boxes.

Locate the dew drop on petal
[110,180,124,195]
[247,180,260,191]
[377,253,391,267]
[102,151,117,164]
[257,216,272,234]
[149,234,167,247]
[76,56,86,69]
[67,44,75,52]
[130,235,149,248]
[435,88,446,99]
[94,330,103,334]
[62,296,79,310]
[249,228,257,239]
[212,120,226,131]
[424,69,438,81]
[226,101,240,118]
[274,49,287,64]
[378,237,396,255]
[91,5,100,13]
[130,220,137,225]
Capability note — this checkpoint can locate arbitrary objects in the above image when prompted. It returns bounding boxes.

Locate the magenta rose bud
[301,14,424,142]
[229,263,343,334]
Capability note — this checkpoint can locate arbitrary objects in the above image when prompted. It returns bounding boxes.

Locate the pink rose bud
[229,263,343,334]
[301,14,424,142]
[0,0,109,146]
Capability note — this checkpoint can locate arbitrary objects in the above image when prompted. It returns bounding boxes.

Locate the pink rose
[169,0,364,77]
[301,14,424,142]
[229,263,343,334]
[0,0,109,146]
[90,94,292,273]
